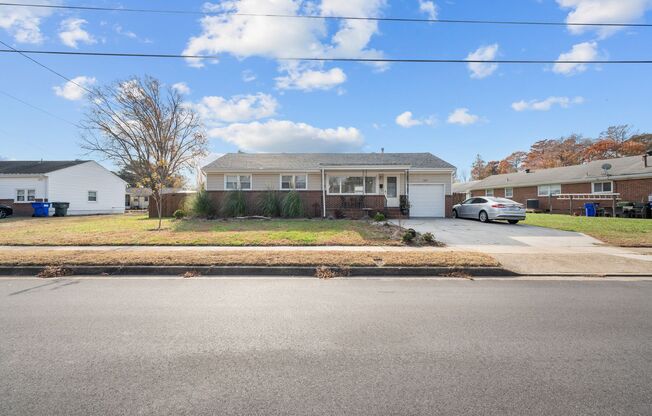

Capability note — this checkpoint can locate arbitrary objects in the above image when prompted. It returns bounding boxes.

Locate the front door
[385,176,399,207]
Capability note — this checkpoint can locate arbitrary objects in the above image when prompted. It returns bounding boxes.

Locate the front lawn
[524,213,652,247]
[0,214,401,246]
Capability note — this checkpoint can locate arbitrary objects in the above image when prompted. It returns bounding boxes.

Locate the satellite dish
[601,163,612,171]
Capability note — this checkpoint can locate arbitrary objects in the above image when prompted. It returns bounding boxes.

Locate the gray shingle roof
[0,160,89,175]
[452,180,480,193]
[468,155,652,190]
[203,153,455,171]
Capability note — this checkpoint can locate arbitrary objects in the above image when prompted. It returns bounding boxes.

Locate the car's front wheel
[507,220,519,224]
[0,210,6,219]
[479,210,489,223]
[452,209,458,218]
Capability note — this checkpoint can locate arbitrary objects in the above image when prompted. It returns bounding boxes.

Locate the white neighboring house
[0,160,127,216]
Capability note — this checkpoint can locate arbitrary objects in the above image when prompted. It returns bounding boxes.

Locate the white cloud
[58,18,96,48]
[418,0,438,20]
[395,111,436,128]
[0,0,55,44]
[182,0,386,80]
[512,96,585,111]
[466,43,499,79]
[192,93,278,124]
[172,82,191,95]
[242,70,257,82]
[447,108,481,125]
[276,65,347,91]
[557,0,651,38]
[114,24,151,43]
[52,76,96,101]
[553,41,598,75]
[208,119,364,152]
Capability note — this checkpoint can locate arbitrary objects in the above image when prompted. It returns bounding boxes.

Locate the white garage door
[409,184,445,218]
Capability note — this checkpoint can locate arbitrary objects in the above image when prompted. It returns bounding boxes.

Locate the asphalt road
[1,277,651,416]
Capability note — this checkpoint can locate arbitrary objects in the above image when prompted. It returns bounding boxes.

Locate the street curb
[0,265,518,278]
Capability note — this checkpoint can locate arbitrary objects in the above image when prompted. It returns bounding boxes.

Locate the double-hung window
[504,187,514,198]
[485,189,494,197]
[592,182,612,194]
[280,174,307,190]
[88,191,97,202]
[538,184,561,197]
[16,189,36,202]
[225,175,252,190]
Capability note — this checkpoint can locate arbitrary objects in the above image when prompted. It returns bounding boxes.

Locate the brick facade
[471,177,652,215]
[0,198,48,217]
[151,191,402,219]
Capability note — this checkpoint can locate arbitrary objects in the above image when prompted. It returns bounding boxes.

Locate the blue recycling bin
[584,203,596,217]
[31,202,51,217]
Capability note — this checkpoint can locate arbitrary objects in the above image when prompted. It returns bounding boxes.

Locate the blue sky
[1,0,651,177]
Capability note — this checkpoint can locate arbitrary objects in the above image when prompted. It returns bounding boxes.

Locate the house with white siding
[0,160,127,216]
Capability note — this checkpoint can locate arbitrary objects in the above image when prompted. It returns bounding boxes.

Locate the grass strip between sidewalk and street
[0,250,498,268]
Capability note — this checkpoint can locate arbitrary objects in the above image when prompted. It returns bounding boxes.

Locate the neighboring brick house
[201,153,456,218]
[461,154,652,215]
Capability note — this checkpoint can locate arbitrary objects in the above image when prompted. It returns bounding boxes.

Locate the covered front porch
[320,166,409,219]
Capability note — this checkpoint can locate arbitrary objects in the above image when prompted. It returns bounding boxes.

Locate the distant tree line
[470,125,651,180]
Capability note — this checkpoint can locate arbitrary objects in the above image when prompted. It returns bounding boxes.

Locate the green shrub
[258,190,282,217]
[421,232,435,243]
[185,188,217,218]
[373,212,386,222]
[282,191,304,218]
[222,190,247,217]
[172,209,186,220]
[402,228,417,244]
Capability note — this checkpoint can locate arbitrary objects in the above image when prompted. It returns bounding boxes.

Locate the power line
[1,48,652,65]
[0,88,80,127]
[1,2,651,28]
[0,40,93,94]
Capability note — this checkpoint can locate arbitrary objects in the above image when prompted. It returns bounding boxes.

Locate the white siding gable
[46,161,126,215]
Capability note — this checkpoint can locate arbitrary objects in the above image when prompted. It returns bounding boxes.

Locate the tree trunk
[153,190,163,230]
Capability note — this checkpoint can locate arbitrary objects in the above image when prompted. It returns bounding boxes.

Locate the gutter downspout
[321,168,326,218]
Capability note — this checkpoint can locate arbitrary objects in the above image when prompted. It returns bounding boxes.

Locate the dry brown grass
[0,249,498,268]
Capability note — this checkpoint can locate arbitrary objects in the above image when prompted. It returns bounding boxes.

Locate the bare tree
[81,75,207,229]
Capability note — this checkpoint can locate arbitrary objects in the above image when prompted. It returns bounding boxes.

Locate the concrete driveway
[395,218,600,248]
[392,218,652,275]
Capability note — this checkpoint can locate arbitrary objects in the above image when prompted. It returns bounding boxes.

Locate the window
[365,177,376,193]
[328,176,377,194]
[471,198,487,204]
[88,191,97,202]
[280,174,307,190]
[592,182,612,194]
[538,184,561,197]
[504,187,513,198]
[15,189,36,202]
[225,175,252,190]
[485,189,494,197]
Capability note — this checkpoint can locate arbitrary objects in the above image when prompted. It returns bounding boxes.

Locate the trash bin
[52,202,70,217]
[645,203,652,219]
[31,202,51,217]
[584,202,596,217]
